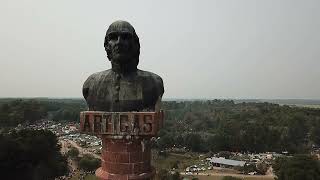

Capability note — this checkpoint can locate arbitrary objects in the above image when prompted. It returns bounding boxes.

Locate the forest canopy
[1,98,320,153]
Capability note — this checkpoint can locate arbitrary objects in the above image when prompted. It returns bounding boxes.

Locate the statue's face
[107,29,135,64]
[105,21,140,69]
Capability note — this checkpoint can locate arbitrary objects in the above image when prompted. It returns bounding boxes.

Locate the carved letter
[120,114,129,133]
[94,115,102,133]
[102,114,112,133]
[143,115,153,133]
[133,114,140,134]
[84,115,91,132]
[113,114,119,133]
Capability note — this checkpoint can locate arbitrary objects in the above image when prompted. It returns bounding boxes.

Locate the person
[82,20,164,112]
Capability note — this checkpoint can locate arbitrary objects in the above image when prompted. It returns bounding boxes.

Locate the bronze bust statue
[82,20,164,112]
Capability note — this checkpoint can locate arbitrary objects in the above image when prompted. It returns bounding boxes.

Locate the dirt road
[59,139,101,173]
[64,139,101,159]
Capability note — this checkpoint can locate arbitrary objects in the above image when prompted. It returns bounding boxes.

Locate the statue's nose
[116,36,123,44]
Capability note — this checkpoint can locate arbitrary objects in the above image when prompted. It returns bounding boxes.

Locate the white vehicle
[248,171,257,175]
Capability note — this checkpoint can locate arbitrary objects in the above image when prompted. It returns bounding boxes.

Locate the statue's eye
[108,33,118,41]
[121,33,132,40]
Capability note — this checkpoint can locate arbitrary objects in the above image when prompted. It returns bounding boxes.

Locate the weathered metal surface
[82,20,164,112]
[80,111,163,136]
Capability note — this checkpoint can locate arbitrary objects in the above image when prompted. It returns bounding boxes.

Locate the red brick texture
[96,137,154,180]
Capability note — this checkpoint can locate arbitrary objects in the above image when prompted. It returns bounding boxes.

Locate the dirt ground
[60,139,101,159]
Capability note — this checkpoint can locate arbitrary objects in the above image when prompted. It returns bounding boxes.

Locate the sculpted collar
[111,60,137,75]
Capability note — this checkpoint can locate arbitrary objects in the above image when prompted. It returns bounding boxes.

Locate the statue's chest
[89,75,149,111]
[94,77,143,101]
[86,73,159,111]
[117,80,143,101]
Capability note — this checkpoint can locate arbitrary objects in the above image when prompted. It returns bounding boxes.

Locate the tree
[67,147,79,159]
[256,162,268,175]
[238,163,257,174]
[283,115,308,153]
[157,133,175,149]
[184,133,205,152]
[156,169,169,180]
[0,129,68,180]
[170,171,181,180]
[170,160,180,169]
[273,155,320,180]
[79,154,101,171]
[310,118,320,145]
[218,151,231,159]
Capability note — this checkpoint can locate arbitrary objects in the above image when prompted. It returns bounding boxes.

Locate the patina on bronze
[81,20,164,180]
[83,20,164,112]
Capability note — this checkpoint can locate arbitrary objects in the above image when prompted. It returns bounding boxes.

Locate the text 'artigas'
[79,111,163,136]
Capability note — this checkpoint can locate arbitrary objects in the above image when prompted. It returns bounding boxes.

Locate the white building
[207,157,246,167]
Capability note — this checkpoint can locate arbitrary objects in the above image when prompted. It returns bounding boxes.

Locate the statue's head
[104,20,140,71]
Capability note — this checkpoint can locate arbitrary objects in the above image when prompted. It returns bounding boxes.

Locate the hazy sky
[1,0,319,99]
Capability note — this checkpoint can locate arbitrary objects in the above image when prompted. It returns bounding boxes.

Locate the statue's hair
[104,21,140,66]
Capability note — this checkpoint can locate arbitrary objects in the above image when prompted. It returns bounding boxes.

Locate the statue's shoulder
[137,69,163,83]
[83,69,112,86]
[137,69,164,95]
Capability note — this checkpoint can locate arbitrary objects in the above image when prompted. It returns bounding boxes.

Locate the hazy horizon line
[0,97,319,101]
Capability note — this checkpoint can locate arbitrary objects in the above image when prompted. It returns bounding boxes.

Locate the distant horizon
[1,96,319,101]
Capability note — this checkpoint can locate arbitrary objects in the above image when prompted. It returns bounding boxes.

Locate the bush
[67,147,79,159]
[170,160,180,169]
[170,171,181,180]
[218,151,231,159]
[238,163,257,174]
[156,169,181,180]
[156,169,169,180]
[256,162,268,175]
[79,154,101,171]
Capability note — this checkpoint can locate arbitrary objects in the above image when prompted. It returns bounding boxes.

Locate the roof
[208,157,246,167]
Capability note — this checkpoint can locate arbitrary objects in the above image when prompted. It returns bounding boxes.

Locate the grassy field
[153,151,204,171]
[70,173,98,180]
[182,174,275,180]
[154,152,275,180]
[84,175,98,180]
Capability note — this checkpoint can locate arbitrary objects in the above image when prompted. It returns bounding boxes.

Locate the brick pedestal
[80,111,163,180]
[96,137,155,180]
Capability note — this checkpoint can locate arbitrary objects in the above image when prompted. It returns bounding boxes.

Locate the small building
[207,157,246,167]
